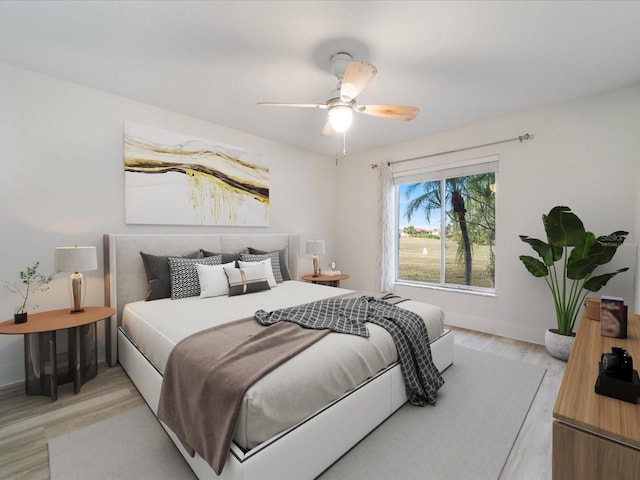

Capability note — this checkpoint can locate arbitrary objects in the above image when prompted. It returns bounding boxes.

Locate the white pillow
[197,261,236,298]
[238,258,277,287]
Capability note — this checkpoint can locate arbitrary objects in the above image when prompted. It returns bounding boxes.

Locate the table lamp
[305,240,325,277]
[54,245,98,313]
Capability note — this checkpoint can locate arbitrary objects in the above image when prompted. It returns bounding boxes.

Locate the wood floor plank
[0,328,564,480]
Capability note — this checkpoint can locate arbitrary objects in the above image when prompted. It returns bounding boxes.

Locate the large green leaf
[568,231,596,264]
[519,236,554,266]
[583,268,629,291]
[543,206,586,247]
[519,255,549,277]
[566,254,605,280]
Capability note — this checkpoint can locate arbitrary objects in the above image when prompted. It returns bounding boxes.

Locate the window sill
[394,280,497,298]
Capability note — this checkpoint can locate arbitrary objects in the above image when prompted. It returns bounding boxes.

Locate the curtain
[377,161,395,293]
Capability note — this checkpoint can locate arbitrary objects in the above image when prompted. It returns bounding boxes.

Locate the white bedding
[122,280,444,450]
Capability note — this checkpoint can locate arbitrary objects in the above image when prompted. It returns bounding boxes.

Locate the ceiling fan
[257,52,419,137]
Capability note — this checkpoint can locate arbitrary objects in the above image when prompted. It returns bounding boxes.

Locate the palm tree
[403,173,495,286]
[449,181,472,284]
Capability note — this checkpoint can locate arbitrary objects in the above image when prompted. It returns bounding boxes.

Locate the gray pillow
[201,247,249,265]
[140,250,202,301]
[248,246,290,281]
[168,256,222,299]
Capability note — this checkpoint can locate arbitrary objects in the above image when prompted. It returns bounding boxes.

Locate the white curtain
[377,161,395,293]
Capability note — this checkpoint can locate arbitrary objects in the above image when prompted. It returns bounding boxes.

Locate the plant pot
[14,311,28,324]
[544,328,575,361]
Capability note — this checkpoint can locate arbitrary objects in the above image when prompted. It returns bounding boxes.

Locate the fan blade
[356,105,419,121]
[320,120,335,136]
[340,61,377,101]
[257,102,327,109]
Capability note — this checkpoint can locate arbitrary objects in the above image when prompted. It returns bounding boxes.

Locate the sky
[398,184,443,230]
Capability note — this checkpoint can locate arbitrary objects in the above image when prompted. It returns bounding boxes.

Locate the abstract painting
[124,123,269,226]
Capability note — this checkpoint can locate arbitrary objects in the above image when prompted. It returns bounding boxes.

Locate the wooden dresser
[553,311,640,479]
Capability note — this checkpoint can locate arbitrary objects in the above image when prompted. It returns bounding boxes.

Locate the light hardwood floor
[0,327,565,480]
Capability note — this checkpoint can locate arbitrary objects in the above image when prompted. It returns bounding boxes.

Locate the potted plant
[519,206,628,360]
[3,262,55,324]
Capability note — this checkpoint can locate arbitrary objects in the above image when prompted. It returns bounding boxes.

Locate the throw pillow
[201,247,249,265]
[241,252,283,283]
[197,261,236,298]
[168,255,222,299]
[238,258,277,287]
[140,250,203,301]
[248,246,291,281]
[223,263,271,297]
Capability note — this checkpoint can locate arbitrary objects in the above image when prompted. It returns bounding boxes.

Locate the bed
[104,233,454,480]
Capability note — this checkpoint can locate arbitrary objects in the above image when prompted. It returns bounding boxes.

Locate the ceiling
[1,1,640,156]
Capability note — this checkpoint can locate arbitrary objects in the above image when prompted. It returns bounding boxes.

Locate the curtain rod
[371,133,531,168]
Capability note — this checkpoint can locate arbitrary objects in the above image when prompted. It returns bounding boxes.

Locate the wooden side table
[301,273,349,288]
[0,306,115,401]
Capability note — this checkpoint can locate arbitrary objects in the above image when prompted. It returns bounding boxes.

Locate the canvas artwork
[124,123,269,226]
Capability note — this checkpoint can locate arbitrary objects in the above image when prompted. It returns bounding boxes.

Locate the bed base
[118,326,454,480]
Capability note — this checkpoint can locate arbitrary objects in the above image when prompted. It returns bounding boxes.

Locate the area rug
[318,346,546,480]
[48,404,196,480]
[49,346,545,480]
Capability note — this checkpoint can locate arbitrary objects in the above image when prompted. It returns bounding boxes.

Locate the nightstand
[0,306,115,400]
[301,273,349,288]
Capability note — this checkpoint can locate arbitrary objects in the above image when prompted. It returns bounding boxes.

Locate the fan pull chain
[335,132,348,165]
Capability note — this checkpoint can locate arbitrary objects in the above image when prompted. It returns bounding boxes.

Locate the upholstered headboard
[103,233,299,365]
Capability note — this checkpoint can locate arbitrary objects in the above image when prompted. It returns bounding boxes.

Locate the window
[395,156,497,292]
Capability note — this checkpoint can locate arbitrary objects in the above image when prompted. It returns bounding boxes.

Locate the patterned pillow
[168,255,222,299]
[223,263,271,297]
[248,247,290,281]
[241,252,283,283]
[140,250,202,301]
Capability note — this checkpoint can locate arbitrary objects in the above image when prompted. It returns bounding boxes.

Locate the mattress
[121,280,444,450]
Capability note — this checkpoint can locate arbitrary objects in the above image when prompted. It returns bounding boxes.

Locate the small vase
[14,311,28,324]
[544,328,575,361]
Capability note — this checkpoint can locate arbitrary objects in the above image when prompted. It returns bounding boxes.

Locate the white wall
[336,83,640,345]
[0,62,340,386]
[2,59,639,387]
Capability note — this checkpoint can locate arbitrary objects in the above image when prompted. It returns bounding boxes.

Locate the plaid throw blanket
[255,295,371,337]
[255,295,444,405]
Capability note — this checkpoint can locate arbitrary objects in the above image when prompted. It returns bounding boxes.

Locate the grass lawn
[398,236,494,288]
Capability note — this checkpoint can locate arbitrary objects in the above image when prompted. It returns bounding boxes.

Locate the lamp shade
[54,246,98,273]
[305,240,325,255]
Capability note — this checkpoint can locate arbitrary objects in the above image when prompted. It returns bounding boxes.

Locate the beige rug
[48,404,195,480]
[49,346,545,480]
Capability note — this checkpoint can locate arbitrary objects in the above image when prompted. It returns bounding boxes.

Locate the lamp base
[70,272,86,314]
[312,254,320,277]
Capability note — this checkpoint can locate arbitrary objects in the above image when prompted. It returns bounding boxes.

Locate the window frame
[393,155,498,295]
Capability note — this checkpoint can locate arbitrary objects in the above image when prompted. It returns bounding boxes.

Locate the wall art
[124,122,269,226]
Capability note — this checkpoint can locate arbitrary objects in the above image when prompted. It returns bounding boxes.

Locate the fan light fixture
[328,105,353,132]
[257,49,419,156]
